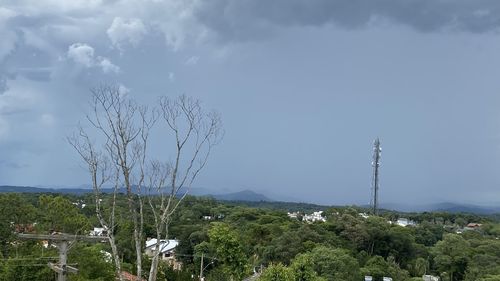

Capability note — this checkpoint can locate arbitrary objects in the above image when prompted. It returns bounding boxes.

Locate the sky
[1,0,500,205]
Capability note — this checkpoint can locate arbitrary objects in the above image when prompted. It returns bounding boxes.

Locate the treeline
[1,193,500,281]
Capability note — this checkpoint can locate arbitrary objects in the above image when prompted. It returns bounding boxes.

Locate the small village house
[144,238,182,270]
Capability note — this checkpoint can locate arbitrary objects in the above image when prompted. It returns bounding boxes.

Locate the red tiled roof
[121,271,146,281]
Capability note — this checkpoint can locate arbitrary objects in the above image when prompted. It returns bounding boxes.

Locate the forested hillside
[1,192,500,281]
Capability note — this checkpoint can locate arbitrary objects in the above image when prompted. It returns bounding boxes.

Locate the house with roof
[423,275,440,281]
[303,211,326,223]
[462,222,483,232]
[144,238,182,270]
[359,213,370,219]
[396,218,416,227]
[466,223,482,229]
[287,212,299,219]
[89,227,107,236]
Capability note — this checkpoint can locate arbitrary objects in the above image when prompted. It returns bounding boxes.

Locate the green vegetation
[1,192,500,281]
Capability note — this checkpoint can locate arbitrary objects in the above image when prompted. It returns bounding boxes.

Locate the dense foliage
[1,192,500,281]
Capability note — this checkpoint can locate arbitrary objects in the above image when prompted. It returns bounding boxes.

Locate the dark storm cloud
[2,0,500,203]
[0,76,8,95]
[195,0,500,42]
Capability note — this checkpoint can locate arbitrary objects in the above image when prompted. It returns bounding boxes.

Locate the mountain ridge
[1,185,499,214]
[0,185,271,202]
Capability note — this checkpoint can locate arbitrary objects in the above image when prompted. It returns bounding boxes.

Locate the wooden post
[18,233,103,281]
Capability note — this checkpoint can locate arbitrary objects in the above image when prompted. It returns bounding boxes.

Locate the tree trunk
[124,172,143,281]
[134,227,142,281]
[109,235,124,281]
[148,242,161,281]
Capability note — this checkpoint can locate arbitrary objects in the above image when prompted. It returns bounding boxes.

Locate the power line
[17,233,103,281]
[2,257,58,261]
[175,253,218,260]
[3,263,78,267]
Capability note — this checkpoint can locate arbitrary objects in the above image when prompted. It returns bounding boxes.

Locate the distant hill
[0,185,97,195]
[2,185,499,214]
[211,190,271,202]
[0,185,271,203]
[380,202,500,215]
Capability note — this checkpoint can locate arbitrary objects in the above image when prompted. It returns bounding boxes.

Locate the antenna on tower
[370,138,381,215]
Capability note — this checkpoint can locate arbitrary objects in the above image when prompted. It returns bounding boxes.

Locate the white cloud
[118,84,130,97]
[98,57,120,73]
[0,77,45,141]
[1,0,212,55]
[143,0,210,50]
[0,80,40,116]
[107,17,147,50]
[185,55,199,65]
[67,43,95,67]
[67,43,120,73]
[11,0,104,14]
[0,7,17,21]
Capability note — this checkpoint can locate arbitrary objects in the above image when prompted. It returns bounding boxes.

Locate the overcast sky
[2,0,500,205]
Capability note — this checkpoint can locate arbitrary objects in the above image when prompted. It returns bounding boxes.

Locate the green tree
[68,244,115,281]
[408,257,429,277]
[361,255,410,281]
[259,263,295,281]
[295,246,360,281]
[464,239,500,281]
[39,195,90,234]
[478,275,500,281]
[0,259,54,281]
[0,243,55,281]
[0,194,36,256]
[431,234,471,281]
[206,223,249,280]
[414,222,444,247]
[290,254,326,281]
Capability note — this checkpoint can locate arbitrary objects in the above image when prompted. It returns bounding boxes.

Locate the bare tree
[70,85,156,281]
[68,128,124,281]
[146,95,223,281]
[71,86,222,281]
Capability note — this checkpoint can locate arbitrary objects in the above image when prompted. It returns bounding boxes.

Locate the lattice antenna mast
[371,138,382,215]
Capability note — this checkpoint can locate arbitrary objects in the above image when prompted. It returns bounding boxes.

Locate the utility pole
[371,138,382,215]
[198,253,216,281]
[17,233,104,281]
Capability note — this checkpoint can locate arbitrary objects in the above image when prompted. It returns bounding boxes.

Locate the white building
[90,227,107,236]
[144,238,182,270]
[359,213,370,219]
[423,275,440,281]
[396,218,416,227]
[303,211,326,223]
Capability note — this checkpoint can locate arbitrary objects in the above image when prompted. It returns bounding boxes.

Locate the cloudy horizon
[2,0,500,206]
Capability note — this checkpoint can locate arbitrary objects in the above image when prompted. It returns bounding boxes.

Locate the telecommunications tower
[371,138,381,215]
